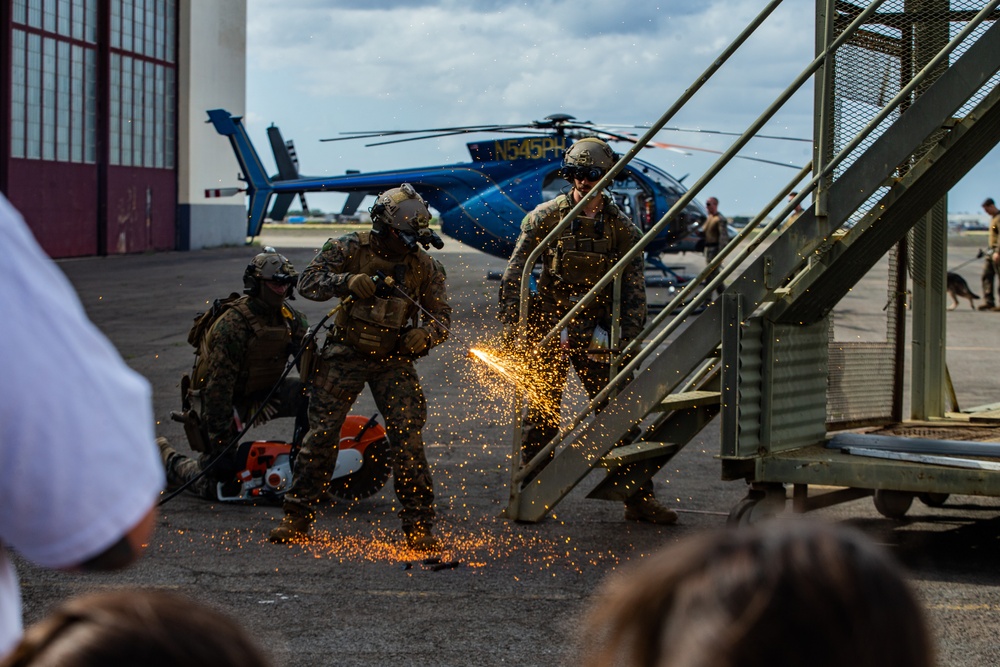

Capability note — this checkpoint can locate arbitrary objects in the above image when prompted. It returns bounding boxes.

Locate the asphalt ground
[13,226,1000,666]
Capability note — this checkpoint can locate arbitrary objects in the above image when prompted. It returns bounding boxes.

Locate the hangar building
[0,0,247,258]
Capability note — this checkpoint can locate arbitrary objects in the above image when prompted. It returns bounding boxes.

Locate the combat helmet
[243,247,298,298]
[562,137,616,181]
[370,183,443,251]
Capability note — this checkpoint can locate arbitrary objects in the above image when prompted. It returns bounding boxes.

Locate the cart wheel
[873,490,913,518]
[328,437,393,501]
[918,492,949,507]
[727,495,778,527]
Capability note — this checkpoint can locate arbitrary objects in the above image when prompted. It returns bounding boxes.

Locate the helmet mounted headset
[369,183,444,252]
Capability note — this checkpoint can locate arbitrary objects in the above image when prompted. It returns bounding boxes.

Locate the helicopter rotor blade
[362,126,534,147]
[321,113,594,143]
[321,122,530,142]
[607,131,801,169]
[596,122,812,143]
[651,141,803,169]
[318,113,804,169]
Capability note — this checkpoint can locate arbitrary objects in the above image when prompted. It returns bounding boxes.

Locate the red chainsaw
[218,413,392,503]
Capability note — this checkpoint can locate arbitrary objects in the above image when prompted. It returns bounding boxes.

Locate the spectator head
[788,192,804,213]
[577,520,932,667]
[983,198,997,214]
[2,589,271,667]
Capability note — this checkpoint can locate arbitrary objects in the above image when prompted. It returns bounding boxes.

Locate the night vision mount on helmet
[243,247,299,297]
[561,137,617,181]
[370,183,444,252]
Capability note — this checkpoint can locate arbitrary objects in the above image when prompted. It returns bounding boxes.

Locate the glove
[347,273,376,299]
[400,328,430,355]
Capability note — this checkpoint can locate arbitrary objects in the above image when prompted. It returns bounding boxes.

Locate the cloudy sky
[244,0,998,218]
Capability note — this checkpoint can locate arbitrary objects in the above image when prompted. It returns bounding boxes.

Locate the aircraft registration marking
[494,137,567,161]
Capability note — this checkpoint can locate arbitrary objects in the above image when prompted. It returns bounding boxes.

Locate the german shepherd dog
[947,272,979,310]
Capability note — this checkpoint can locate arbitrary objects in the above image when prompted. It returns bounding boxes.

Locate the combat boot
[268,513,312,544]
[156,437,182,491]
[404,525,441,552]
[624,497,679,525]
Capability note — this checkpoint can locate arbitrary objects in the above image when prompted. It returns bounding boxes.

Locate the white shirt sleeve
[0,194,164,569]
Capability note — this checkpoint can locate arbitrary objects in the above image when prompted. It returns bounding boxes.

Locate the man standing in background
[701,196,730,299]
[980,197,1000,311]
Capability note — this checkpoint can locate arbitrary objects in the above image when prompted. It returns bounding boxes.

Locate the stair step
[599,441,680,468]
[968,408,1000,423]
[651,390,721,412]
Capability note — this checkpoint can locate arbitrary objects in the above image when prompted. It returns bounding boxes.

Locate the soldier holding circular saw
[498,137,677,525]
[268,183,451,551]
[159,249,308,499]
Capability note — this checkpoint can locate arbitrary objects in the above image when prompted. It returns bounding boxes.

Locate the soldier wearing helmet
[268,183,451,551]
[498,137,677,526]
[158,248,309,499]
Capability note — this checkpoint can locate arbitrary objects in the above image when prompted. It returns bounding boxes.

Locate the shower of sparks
[252,517,632,573]
[466,345,562,424]
[468,347,516,383]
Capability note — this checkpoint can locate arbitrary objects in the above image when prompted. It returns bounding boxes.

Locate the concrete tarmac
[14,227,1000,666]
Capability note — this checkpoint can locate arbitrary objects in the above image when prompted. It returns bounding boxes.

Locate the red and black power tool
[219,413,391,502]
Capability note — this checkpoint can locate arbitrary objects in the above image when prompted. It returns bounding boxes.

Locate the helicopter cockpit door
[609,170,656,234]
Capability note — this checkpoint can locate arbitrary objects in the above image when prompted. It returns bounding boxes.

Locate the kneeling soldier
[159,249,307,499]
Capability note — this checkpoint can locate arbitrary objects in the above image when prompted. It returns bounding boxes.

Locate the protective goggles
[564,166,607,182]
[267,272,298,287]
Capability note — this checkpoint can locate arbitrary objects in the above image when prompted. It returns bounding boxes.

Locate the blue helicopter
[207,108,795,261]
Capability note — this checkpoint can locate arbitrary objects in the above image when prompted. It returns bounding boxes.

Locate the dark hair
[577,520,933,667]
[984,198,995,207]
[2,589,271,667]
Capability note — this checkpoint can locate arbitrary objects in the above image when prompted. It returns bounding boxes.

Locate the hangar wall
[0,0,248,257]
[176,0,246,250]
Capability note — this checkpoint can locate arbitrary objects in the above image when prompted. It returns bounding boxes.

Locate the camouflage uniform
[499,192,648,475]
[164,295,308,496]
[282,231,450,534]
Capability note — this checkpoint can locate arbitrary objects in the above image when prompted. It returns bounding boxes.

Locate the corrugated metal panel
[732,317,763,458]
[766,320,829,452]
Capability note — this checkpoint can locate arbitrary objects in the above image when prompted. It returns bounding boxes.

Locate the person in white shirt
[0,193,163,658]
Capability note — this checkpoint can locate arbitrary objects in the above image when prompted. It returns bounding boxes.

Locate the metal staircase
[505,1,1000,522]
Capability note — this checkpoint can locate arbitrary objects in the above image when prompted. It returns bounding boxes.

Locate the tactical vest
[192,297,293,397]
[333,231,426,357]
[545,204,616,287]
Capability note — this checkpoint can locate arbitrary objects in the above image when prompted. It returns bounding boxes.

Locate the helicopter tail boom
[207,108,274,237]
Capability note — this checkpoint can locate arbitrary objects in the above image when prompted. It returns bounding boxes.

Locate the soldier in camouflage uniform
[158,249,308,499]
[499,137,677,525]
[269,184,451,551]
